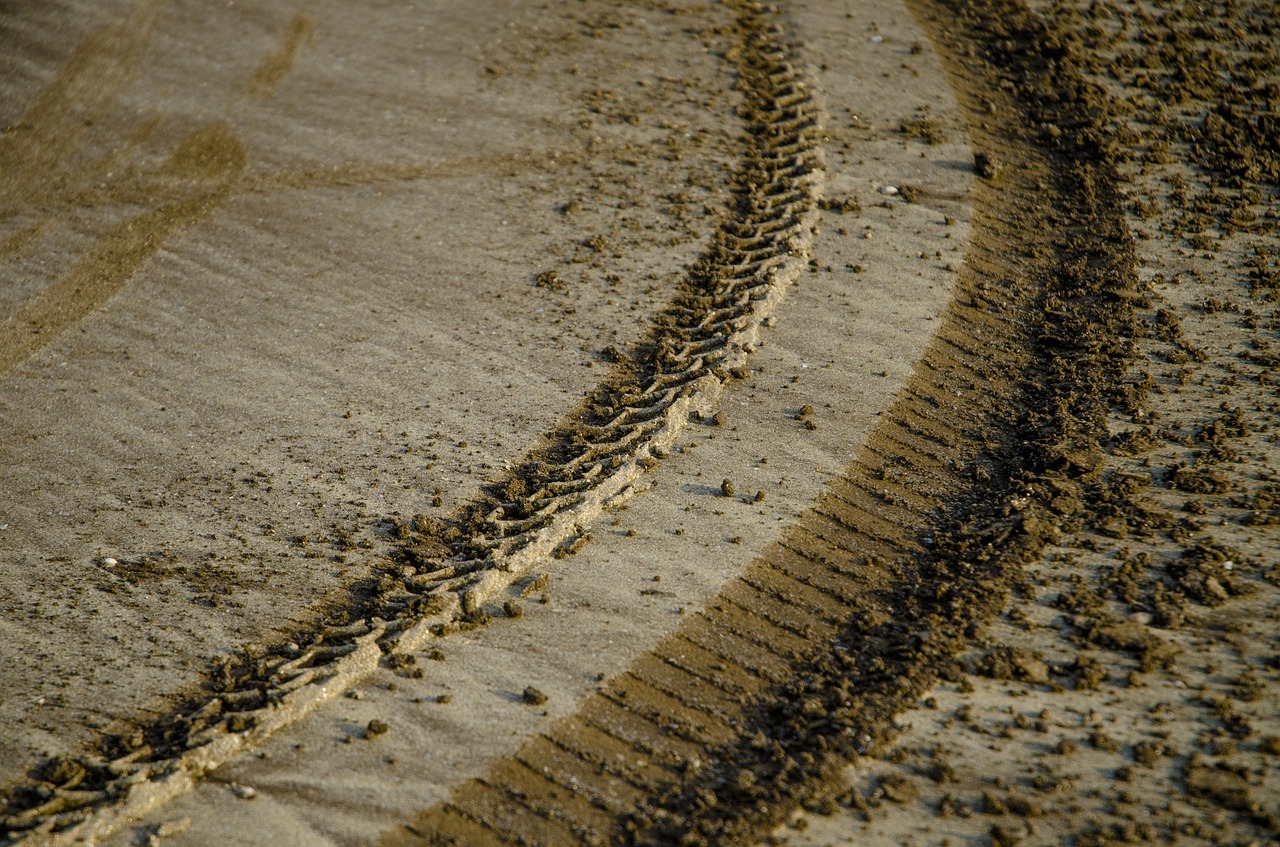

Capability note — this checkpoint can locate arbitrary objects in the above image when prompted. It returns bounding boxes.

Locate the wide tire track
[380,0,1144,843]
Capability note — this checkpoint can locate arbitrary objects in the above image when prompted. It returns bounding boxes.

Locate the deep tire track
[380,0,1144,843]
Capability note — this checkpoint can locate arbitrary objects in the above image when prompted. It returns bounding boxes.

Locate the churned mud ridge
[378,1,1148,844]
[0,1,823,843]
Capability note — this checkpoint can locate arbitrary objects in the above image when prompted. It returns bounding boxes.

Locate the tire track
[0,3,309,377]
[380,0,1143,843]
[0,124,245,376]
[0,0,176,376]
[0,1,823,842]
[0,0,166,220]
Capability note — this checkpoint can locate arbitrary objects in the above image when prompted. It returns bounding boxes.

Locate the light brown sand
[3,0,974,843]
[0,0,734,786]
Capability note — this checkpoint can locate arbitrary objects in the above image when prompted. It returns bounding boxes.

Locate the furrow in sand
[814,483,932,536]
[385,0,1143,841]
[542,722,668,797]
[426,802,522,847]
[600,677,727,749]
[604,674,735,748]
[511,744,636,818]
[736,569,850,630]
[625,659,744,735]
[491,763,619,845]
[467,778,593,847]
[651,643,757,700]
[672,626,792,687]
[583,697,703,770]
[717,579,831,641]
[700,596,814,659]
[776,533,892,586]
[792,507,904,558]
[869,415,960,458]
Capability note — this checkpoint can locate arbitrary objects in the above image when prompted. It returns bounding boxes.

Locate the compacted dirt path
[2,0,1276,846]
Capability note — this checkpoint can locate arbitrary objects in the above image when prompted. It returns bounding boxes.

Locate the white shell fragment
[880,185,899,196]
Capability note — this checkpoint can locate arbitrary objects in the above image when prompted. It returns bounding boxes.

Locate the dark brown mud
[379,0,1146,844]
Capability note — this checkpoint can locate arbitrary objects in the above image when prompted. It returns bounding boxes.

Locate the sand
[2,0,1276,845]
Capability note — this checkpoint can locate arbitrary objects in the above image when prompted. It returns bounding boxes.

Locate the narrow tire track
[0,1,824,842]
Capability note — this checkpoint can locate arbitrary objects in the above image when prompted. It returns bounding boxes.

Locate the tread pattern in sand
[0,1,823,842]
[379,0,1146,842]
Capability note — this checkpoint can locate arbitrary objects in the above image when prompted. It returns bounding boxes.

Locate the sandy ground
[78,1,974,844]
[1,0,739,786]
[2,0,1276,845]
[3,0,967,835]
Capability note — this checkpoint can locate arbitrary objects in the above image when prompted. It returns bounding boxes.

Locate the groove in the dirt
[686,606,803,675]
[814,488,924,536]
[470,779,587,847]
[610,672,735,744]
[652,650,752,700]
[382,0,1144,842]
[704,596,810,656]
[541,725,659,795]
[511,752,628,819]
[628,662,740,730]
[763,550,863,606]
[797,503,902,548]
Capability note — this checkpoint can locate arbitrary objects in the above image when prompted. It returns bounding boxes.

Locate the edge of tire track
[0,1,825,843]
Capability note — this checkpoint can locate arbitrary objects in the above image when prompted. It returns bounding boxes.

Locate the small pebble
[102,557,118,567]
[229,784,257,800]
[523,686,549,706]
[880,185,899,196]
[975,151,1000,179]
